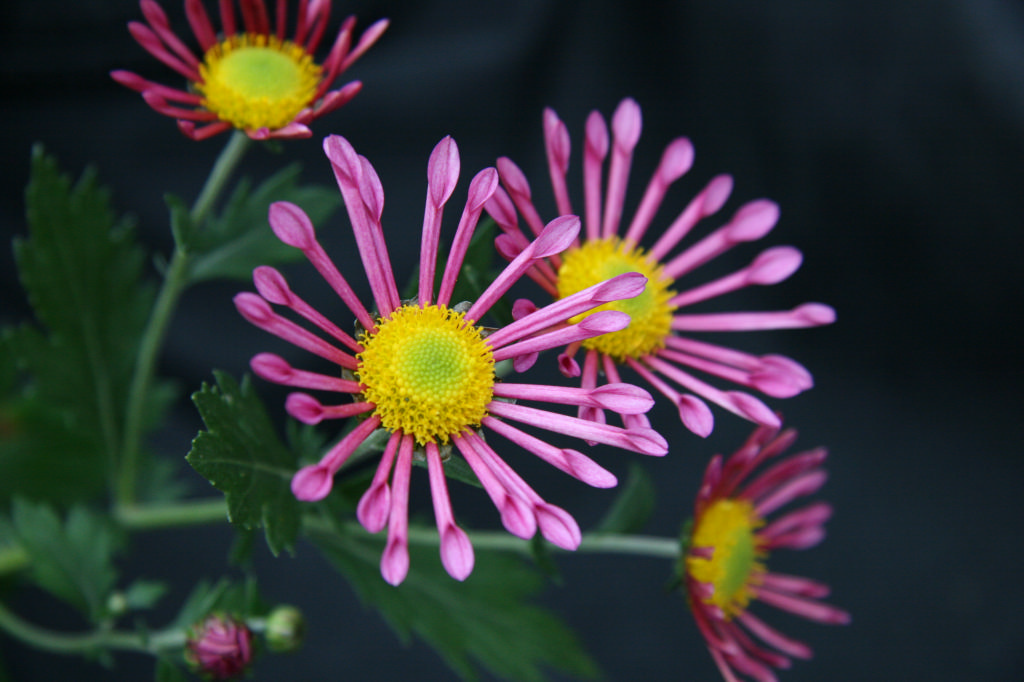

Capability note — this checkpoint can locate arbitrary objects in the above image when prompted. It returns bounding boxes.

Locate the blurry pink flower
[487,98,835,437]
[683,423,850,681]
[185,614,253,680]
[112,0,387,140]
[237,134,667,585]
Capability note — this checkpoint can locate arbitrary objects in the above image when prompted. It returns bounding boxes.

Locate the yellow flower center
[686,498,765,618]
[196,34,322,131]
[357,305,495,445]
[556,238,676,360]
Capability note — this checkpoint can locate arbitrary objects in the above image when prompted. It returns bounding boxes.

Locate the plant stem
[388,523,681,559]
[116,132,251,506]
[114,499,228,530]
[0,601,185,656]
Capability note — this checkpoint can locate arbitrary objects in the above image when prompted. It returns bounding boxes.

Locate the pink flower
[683,423,850,681]
[112,0,387,140]
[486,98,836,437]
[237,134,667,585]
[185,614,253,680]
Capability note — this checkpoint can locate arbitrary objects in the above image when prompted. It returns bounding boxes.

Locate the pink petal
[269,201,317,250]
[535,503,582,550]
[291,464,334,501]
[746,246,803,285]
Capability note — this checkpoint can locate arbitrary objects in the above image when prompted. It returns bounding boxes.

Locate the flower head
[486,98,836,437]
[112,0,388,140]
[683,423,850,681]
[237,134,667,585]
[185,614,253,680]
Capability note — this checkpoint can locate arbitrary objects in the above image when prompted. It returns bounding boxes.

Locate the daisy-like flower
[683,423,850,682]
[112,0,388,140]
[486,98,836,437]
[236,134,668,585]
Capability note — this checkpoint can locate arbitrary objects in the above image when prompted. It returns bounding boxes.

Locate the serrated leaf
[10,499,120,622]
[154,657,189,682]
[187,165,340,282]
[311,523,600,682]
[593,463,656,535]
[10,147,172,503]
[186,371,300,555]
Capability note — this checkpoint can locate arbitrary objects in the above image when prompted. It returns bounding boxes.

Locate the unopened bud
[185,614,253,680]
[264,605,306,653]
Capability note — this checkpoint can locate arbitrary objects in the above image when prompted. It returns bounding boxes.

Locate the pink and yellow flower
[487,98,835,437]
[236,134,667,584]
[683,423,850,681]
[112,0,387,140]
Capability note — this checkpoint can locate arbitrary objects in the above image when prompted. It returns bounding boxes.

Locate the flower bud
[264,605,306,653]
[185,614,253,680]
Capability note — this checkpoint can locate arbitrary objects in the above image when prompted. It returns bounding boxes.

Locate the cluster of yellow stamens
[556,237,676,360]
[196,34,323,131]
[356,305,495,445]
[686,498,766,618]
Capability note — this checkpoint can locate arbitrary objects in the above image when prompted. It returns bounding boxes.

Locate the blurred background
[1,0,1022,679]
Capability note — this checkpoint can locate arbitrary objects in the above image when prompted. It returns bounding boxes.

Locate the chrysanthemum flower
[236,134,668,585]
[486,98,836,437]
[683,423,850,682]
[112,0,387,140]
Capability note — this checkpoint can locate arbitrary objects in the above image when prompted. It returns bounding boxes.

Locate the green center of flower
[556,237,677,360]
[197,34,322,131]
[357,305,495,445]
[686,498,765,618]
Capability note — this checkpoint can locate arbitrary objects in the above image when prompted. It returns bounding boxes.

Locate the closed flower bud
[185,614,253,680]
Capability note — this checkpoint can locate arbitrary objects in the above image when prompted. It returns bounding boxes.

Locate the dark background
[2,0,1023,680]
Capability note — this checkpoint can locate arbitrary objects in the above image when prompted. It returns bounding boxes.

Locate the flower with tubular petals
[237,134,666,585]
[682,423,850,681]
[487,98,835,437]
[112,0,387,140]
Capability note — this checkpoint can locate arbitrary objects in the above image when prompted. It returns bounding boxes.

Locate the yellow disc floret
[686,498,765,618]
[357,304,495,445]
[556,237,676,360]
[197,34,322,131]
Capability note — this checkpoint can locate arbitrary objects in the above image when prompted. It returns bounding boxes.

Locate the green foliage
[8,499,120,623]
[186,372,301,556]
[311,523,600,682]
[187,164,341,281]
[593,463,656,535]
[5,147,172,504]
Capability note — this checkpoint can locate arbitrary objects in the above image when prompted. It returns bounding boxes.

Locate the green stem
[114,499,228,530]
[381,523,680,559]
[0,601,184,656]
[116,132,251,506]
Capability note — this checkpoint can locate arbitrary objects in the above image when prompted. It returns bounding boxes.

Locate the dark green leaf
[186,371,300,555]
[593,463,656,535]
[188,165,340,281]
[311,523,600,682]
[10,148,168,503]
[9,499,120,622]
[154,656,189,682]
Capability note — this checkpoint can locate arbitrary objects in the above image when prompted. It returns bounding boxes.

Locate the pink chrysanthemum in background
[683,423,850,681]
[486,98,836,437]
[236,134,668,585]
[112,0,387,140]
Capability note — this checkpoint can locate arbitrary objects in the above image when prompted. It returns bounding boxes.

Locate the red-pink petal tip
[291,464,334,501]
[268,201,317,250]
[252,265,294,305]
[439,525,474,581]
[747,246,803,285]
[285,392,326,425]
[532,215,581,258]
[726,199,781,243]
[428,136,460,206]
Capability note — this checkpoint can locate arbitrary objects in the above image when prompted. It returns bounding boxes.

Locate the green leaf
[9,499,120,622]
[186,371,301,555]
[154,658,189,682]
[120,579,168,612]
[593,463,656,535]
[9,147,170,504]
[187,164,341,282]
[311,523,600,682]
